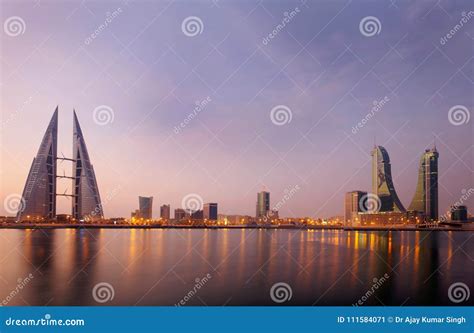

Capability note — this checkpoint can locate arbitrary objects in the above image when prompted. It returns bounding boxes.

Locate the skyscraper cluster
[345,145,439,226]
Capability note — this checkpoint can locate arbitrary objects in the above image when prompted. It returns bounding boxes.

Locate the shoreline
[1,223,473,232]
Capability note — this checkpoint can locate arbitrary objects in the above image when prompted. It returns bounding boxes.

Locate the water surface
[0,228,472,305]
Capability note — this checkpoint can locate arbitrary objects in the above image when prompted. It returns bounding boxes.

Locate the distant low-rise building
[357,211,423,226]
[191,210,203,219]
[451,205,468,222]
[174,208,187,220]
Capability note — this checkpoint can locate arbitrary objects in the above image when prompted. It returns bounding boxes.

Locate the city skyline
[6,107,467,221]
[1,1,472,219]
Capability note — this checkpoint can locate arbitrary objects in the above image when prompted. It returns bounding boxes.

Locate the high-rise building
[17,108,58,221]
[138,196,153,219]
[451,205,468,222]
[371,146,405,212]
[174,208,187,220]
[72,111,103,221]
[160,204,170,219]
[203,203,218,220]
[17,108,103,222]
[344,191,367,226]
[408,147,439,220]
[256,191,270,218]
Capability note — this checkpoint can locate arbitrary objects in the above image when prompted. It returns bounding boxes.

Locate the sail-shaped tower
[17,108,58,221]
[371,145,406,212]
[72,111,103,220]
[16,108,103,221]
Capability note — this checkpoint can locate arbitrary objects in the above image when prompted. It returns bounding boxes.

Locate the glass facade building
[408,147,439,220]
[203,203,218,220]
[139,196,153,219]
[17,108,58,221]
[256,191,270,218]
[72,111,103,221]
[18,109,103,221]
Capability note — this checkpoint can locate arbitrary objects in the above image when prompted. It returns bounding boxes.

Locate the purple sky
[1,0,473,218]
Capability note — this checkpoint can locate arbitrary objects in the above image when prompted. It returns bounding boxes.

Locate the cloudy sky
[1,0,473,218]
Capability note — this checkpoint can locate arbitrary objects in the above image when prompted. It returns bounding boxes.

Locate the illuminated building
[344,191,367,226]
[358,211,420,226]
[138,196,153,219]
[131,209,140,218]
[408,147,439,220]
[17,108,58,221]
[218,214,251,225]
[371,146,405,212]
[160,204,170,219]
[256,191,270,218]
[270,209,278,219]
[203,203,218,220]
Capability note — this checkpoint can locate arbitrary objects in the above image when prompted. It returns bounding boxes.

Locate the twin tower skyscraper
[16,107,103,221]
[372,145,439,220]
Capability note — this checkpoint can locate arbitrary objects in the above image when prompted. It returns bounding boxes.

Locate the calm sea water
[0,228,472,306]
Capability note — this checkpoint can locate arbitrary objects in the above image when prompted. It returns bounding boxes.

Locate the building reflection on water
[0,228,471,306]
